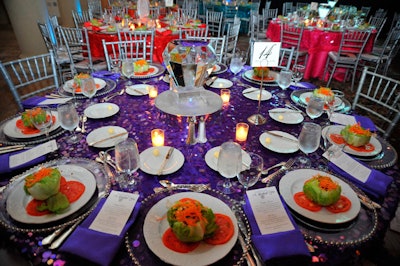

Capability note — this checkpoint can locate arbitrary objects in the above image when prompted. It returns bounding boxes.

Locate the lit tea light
[235,122,249,142]
[148,85,158,98]
[151,129,164,146]
[220,89,230,104]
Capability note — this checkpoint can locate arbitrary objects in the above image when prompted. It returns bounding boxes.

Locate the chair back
[223,21,241,64]
[280,22,308,66]
[368,16,387,40]
[206,10,224,37]
[88,0,103,18]
[374,8,387,18]
[339,29,371,56]
[187,35,226,63]
[0,50,59,111]
[102,39,147,71]
[179,26,208,39]
[118,29,155,62]
[262,8,278,30]
[282,2,294,16]
[352,67,400,139]
[361,6,371,18]
[72,10,93,28]
[178,8,198,22]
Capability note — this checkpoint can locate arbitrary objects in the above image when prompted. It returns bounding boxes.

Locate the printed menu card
[246,187,295,235]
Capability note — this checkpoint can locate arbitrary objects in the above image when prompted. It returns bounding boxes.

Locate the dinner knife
[49,219,82,249]
[88,132,128,146]
[265,131,298,143]
[157,147,174,175]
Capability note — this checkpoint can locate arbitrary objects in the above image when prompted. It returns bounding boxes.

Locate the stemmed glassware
[115,138,140,191]
[31,107,53,138]
[217,141,242,194]
[291,64,305,86]
[81,76,97,105]
[276,69,293,98]
[57,102,81,144]
[237,152,263,204]
[121,58,135,86]
[306,96,325,119]
[229,49,246,82]
[296,122,322,167]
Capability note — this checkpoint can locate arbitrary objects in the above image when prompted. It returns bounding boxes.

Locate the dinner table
[266,21,377,81]
[0,61,399,266]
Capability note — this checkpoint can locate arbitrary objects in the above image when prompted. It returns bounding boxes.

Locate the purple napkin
[243,195,310,263]
[92,71,121,81]
[0,150,46,174]
[59,197,141,266]
[22,96,54,109]
[354,115,377,132]
[289,82,317,90]
[329,161,393,199]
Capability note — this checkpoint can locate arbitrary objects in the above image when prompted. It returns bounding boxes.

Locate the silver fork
[261,158,295,183]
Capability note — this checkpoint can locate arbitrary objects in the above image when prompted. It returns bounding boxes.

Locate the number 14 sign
[251,42,281,68]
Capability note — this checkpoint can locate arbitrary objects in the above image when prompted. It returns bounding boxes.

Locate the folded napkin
[59,198,141,266]
[354,115,377,132]
[289,81,317,90]
[92,71,121,81]
[0,149,46,174]
[329,160,393,199]
[243,195,310,263]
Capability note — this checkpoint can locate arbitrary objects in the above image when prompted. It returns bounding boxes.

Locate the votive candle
[148,85,158,98]
[236,122,249,142]
[151,129,164,146]
[220,89,230,104]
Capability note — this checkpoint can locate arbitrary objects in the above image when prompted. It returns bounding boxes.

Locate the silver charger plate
[58,78,117,99]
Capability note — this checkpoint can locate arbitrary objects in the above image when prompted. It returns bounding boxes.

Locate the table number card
[310,2,319,10]
[250,42,281,68]
[247,187,294,235]
[165,0,173,7]
[9,140,58,168]
[89,190,139,235]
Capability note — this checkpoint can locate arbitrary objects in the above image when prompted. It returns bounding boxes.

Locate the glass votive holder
[151,129,164,146]
[220,89,231,104]
[235,122,249,142]
[148,85,158,98]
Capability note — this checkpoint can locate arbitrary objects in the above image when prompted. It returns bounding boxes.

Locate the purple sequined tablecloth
[1,65,399,266]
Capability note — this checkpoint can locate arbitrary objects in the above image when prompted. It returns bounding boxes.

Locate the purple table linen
[0,150,46,174]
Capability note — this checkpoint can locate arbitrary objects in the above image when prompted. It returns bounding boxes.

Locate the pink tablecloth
[266,22,376,81]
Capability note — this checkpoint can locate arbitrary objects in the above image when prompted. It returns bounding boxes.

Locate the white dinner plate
[211,63,227,75]
[322,125,382,157]
[63,78,106,94]
[143,192,238,266]
[212,64,221,73]
[279,169,361,224]
[242,88,272,101]
[268,108,304,124]
[84,103,119,119]
[6,164,97,224]
[204,146,251,171]
[259,131,299,153]
[132,65,160,79]
[243,69,279,82]
[3,112,60,139]
[125,84,151,96]
[299,92,343,110]
[86,126,128,148]
[209,78,233,89]
[139,146,184,175]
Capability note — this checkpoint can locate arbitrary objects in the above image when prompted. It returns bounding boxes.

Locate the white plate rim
[86,126,128,148]
[299,91,343,109]
[84,103,120,119]
[322,125,382,157]
[279,168,361,224]
[63,78,106,94]
[242,88,272,101]
[132,65,159,79]
[204,146,251,171]
[6,164,97,224]
[143,192,238,266]
[268,108,304,124]
[243,69,279,82]
[139,146,185,175]
[125,84,151,96]
[259,131,300,153]
[3,112,60,139]
[209,78,233,89]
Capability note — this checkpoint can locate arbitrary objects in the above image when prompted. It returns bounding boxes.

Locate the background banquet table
[266,22,377,81]
[0,65,399,265]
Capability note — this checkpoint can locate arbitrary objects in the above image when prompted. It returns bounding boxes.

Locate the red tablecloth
[266,22,376,81]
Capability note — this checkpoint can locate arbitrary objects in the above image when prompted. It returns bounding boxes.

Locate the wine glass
[291,64,305,86]
[216,141,242,194]
[31,107,53,137]
[306,96,325,119]
[296,122,322,167]
[276,69,293,98]
[115,138,140,191]
[57,102,81,144]
[229,50,246,81]
[81,76,97,105]
[237,152,263,204]
[121,58,135,86]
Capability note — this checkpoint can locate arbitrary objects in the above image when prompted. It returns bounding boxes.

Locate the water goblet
[237,152,263,204]
[110,57,122,74]
[121,58,135,86]
[115,138,140,191]
[81,76,97,105]
[30,107,53,138]
[57,102,81,144]
[306,96,325,119]
[291,64,305,86]
[216,141,242,194]
[229,50,246,82]
[276,69,293,98]
[296,122,322,167]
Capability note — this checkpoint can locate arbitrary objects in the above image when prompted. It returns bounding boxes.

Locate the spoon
[80,115,87,133]
[261,161,286,175]
[75,116,82,132]
[99,151,116,169]
[159,180,210,192]
[101,89,125,102]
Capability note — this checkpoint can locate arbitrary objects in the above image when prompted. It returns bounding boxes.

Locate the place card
[9,140,58,168]
[251,42,281,67]
[165,0,173,7]
[246,187,295,235]
[330,113,357,126]
[323,146,371,183]
[89,190,139,235]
